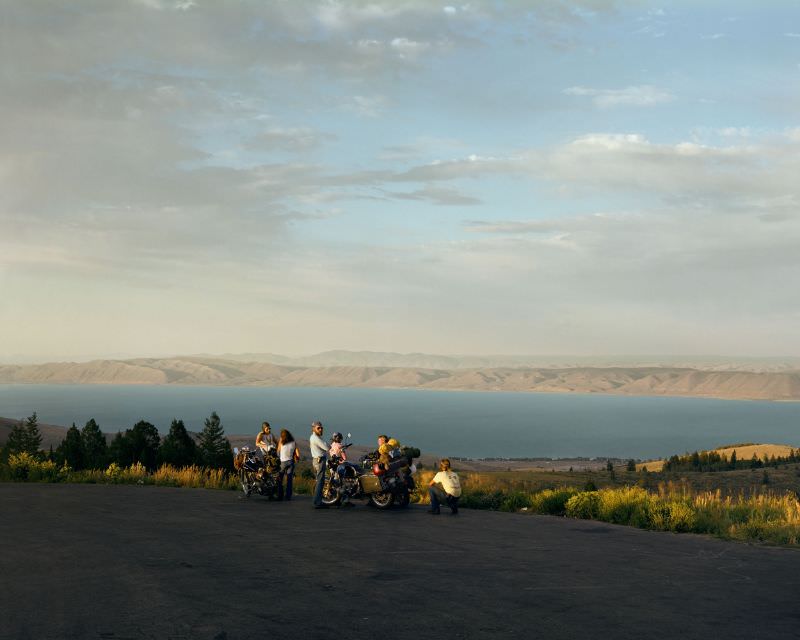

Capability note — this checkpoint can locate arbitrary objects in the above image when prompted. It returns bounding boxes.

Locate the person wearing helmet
[428,458,461,515]
[328,432,354,505]
[329,432,347,462]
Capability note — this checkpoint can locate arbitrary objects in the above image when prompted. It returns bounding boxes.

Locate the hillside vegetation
[638,444,797,472]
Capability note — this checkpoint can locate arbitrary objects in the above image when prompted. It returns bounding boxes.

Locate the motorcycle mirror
[347,432,351,439]
[233,447,239,455]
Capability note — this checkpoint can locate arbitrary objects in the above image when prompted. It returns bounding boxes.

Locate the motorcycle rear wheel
[369,491,394,509]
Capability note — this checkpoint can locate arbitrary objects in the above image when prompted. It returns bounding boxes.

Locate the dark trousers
[313,457,327,506]
[429,484,459,512]
[278,460,294,501]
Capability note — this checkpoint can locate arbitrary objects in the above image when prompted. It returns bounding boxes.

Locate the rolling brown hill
[1,358,799,401]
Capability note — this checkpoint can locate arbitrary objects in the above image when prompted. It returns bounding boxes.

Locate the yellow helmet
[387,438,400,448]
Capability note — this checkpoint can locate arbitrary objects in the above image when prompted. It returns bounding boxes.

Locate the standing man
[309,421,329,509]
[428,458,462,515]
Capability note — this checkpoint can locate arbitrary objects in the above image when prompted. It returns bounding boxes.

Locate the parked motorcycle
[321,436,418,509]
[233,445,280,499]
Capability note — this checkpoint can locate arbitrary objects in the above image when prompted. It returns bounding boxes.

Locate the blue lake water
[1,384,799,459]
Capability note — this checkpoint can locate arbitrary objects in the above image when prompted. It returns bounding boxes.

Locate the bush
[8,452,68,482]
[499,491,532,512]
[565,491,600,519]
[597,486,651,527]
[529,487,580,516]
[648,499,696,532]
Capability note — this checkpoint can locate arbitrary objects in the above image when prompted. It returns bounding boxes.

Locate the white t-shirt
[279,441,296,462]
[433,470,462,497]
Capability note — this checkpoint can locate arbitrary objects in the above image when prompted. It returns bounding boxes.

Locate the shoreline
[2,380,799,403]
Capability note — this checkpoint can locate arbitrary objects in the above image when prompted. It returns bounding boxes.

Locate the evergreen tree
[57,423,85,470]
[6,413,42,456]
[626,459,636,472]
[81,418,107,469]
[158,418,198,468]
[730,449,737,470]
[109,431,132,466]
[197,411,233,470]
[24,412,43,453]
[126,420,161,471]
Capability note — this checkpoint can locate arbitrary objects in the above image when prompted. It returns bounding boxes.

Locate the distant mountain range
[190,350,800,372]
[1,353,799,401]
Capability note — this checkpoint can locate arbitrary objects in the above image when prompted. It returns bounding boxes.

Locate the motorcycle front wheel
[239,469,253,497]
[369,491,394,509]
[321,477,341,506]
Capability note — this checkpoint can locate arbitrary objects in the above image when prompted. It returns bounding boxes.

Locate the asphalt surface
[2,484,800,640]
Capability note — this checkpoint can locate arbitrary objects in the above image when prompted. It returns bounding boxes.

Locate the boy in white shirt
[428,458,461,515]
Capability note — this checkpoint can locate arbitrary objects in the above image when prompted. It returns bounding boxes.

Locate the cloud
[341,94,388,117]
[387,185,482,206]
[564,85,675,108]
[243,127,337,152]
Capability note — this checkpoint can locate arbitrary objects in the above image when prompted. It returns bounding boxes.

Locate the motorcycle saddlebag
[359,474,382,493]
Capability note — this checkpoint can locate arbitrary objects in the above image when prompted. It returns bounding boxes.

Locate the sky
[2,0,799,362]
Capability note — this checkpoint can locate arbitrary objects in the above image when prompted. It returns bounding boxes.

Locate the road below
[2,484,799,639]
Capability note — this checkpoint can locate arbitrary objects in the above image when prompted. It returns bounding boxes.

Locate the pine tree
[6,413,42,456]
[24,412,43,453]
[127,420,160,471]
[197,411,233,470]
[58,423,85,470]
[730,449,737,470]
[158,418,198,468]
[81,418,107,469]
[109,431,131,466]
[626,459,636,472]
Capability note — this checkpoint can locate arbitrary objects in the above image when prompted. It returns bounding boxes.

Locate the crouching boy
[428,458,461,515]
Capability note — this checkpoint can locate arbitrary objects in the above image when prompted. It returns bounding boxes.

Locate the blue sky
[1,1,799,361]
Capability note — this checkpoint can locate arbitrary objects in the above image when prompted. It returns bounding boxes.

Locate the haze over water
[2,385,799,460]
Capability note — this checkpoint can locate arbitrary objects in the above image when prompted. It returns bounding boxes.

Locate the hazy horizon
[3,349,800,367]
[3,1,799,361]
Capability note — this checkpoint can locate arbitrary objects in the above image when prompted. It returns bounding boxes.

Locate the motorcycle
[321,435,418,509]
[233,445,281,499]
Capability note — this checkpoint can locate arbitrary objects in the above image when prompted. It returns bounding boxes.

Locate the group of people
[255,422,300,501]
[254,420,462,514]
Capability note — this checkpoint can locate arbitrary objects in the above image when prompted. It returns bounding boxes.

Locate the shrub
[529,487,580,516]
[8,452,68,482]
[565,491,600,519]
[499,491,532,512]
[597,486,651,527]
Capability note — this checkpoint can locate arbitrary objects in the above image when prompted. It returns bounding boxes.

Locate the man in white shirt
[428,458,461,515]
[309,421,329,509]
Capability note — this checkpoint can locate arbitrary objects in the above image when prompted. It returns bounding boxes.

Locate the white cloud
[564,85,675,108]
[342,94,388,118]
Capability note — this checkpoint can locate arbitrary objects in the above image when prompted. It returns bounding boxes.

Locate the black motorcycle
[233,445,280,499]
[321,437,418,509]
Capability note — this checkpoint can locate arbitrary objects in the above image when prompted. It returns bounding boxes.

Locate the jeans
[429,483,459,512]
[313,457,327,506]
[278,460,294,501]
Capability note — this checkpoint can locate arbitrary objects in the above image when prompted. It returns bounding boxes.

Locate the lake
[1,384,799,459]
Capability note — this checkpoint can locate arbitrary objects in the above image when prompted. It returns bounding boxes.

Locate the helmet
[387,438,399,448]
[331,432,343,443]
